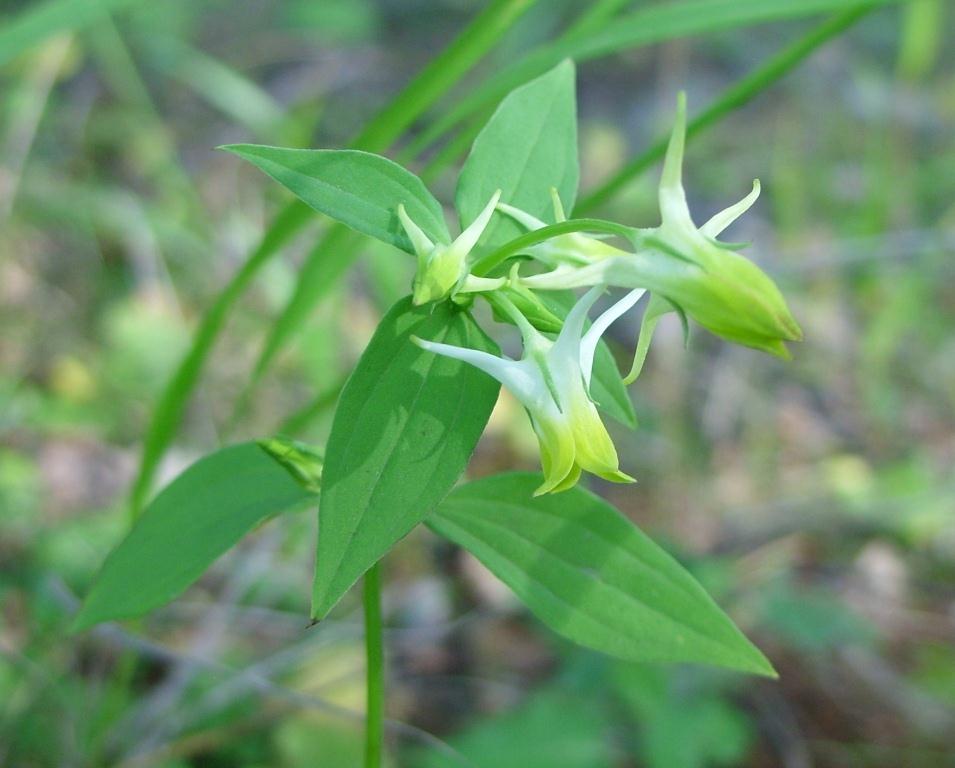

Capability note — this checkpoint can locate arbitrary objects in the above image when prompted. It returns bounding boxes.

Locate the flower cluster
[399,94,802,494]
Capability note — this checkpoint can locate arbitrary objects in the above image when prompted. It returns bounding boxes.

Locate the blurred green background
[2,1,954,766]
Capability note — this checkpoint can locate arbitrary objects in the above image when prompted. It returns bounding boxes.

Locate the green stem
[471,218,636,276]
[575,4,876,214]
[364,562,385,768]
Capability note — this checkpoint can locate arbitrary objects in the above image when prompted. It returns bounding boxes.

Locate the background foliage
[1,0,953,766]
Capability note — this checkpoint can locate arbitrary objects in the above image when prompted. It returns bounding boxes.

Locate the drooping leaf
[75,443,317,630]
[456,59,578,249]
[312,297,500,619]
[222,146,449,252]
[429,473,775,676]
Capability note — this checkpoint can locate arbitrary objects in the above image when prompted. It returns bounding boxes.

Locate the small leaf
[429,473,775,676]
[75,443,316,630]
[313,297,500,620]
[456,59,578,250]
[624,293,684,385]
[222,146,449,252]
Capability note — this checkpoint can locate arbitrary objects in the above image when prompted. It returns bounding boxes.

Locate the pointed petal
[700,179,761,239]
[548,463,582,494]
[622,295,682,385]
[594,468,636,484]
[623,313,661,385]
[551,286,605,364]
[550,187,567,223]
[397,204,435,258]
[530,414,577,496]
[412,335,537,403]
[496,201,546,231]
[492,291,548,352]
[453,189,501,256]
[580,289,645,389]
[566,395,628,482]
[659,92,693,226]
[660,91,687,193]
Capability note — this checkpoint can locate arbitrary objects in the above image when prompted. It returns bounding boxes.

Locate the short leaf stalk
[363,562,385,768]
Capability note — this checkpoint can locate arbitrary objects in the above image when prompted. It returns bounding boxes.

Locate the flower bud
[399,190,503,305]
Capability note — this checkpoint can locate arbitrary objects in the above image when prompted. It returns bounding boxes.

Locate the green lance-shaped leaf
[74,443,318,630]
[429,473,775,676]
[221,146,449,253]
[456,59,578,250]
[312,297,500,620]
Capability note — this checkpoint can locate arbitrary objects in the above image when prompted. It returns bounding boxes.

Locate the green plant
[73,57,805,766]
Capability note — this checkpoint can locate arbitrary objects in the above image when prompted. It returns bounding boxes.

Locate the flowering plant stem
[364,562,384,768]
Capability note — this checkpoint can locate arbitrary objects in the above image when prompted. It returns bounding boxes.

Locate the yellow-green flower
[413,287,641,495]
[399,190,505,305]
[520,94,802,358]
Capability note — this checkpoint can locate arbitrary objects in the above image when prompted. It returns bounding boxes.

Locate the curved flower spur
[413,286,643,495]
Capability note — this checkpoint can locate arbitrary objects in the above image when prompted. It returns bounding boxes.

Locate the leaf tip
[68,610,94,635]
[738,641,778,679]
[216,143,256,157]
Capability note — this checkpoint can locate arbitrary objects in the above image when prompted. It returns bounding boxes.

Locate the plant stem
[575,4,875,214]
[364,562,385,768]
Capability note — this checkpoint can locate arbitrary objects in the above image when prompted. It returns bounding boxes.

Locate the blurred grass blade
[897,0,942,80]
[576,4,877,213]
[131,0,536,513]
[0,0,144,67]
[240,0,539,403]
[349,0,537,152]
[129,202,311,514]
[0,36,70,219]
[245,226,357,392]
[76,442,318,630]
[141,36,285,138]
[86,14,211,233]
[408,0,902,158]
